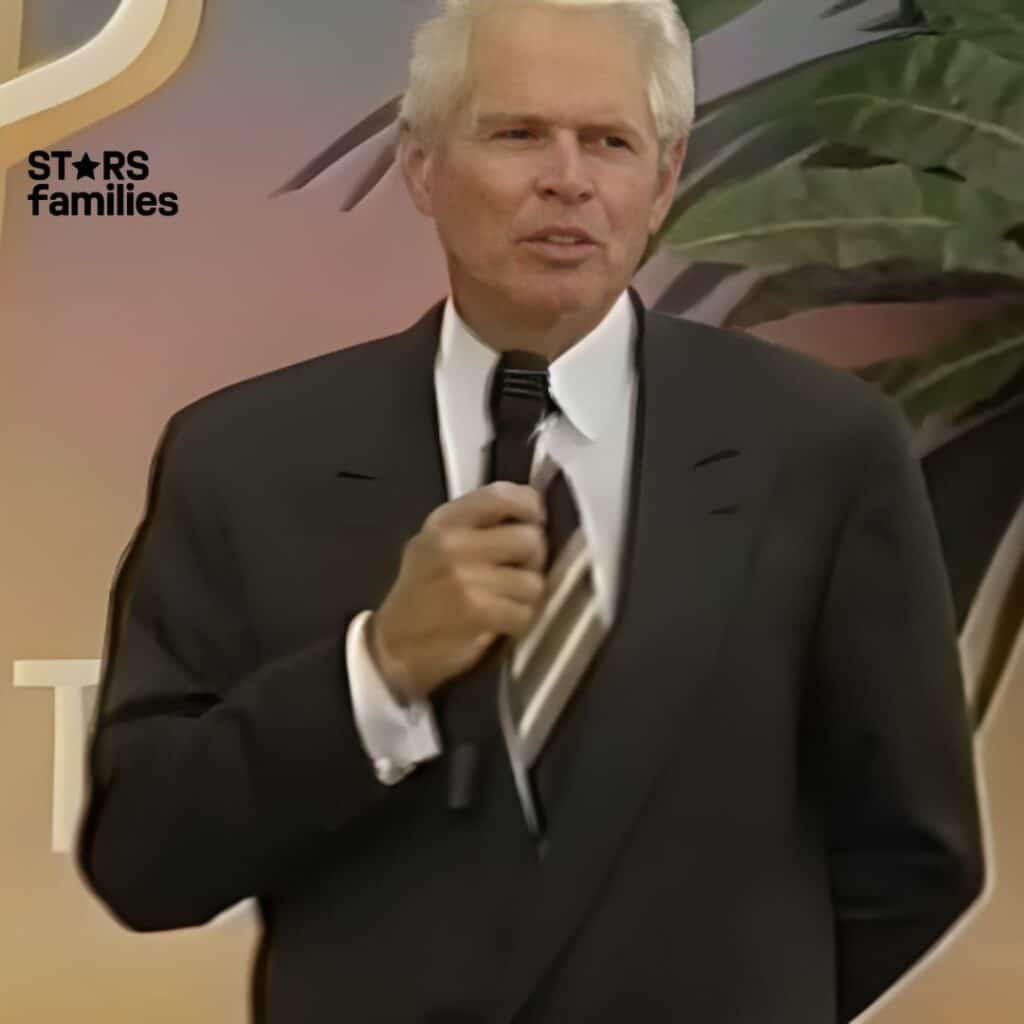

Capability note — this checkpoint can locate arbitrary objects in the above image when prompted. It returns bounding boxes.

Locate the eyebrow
[474,112,644,139]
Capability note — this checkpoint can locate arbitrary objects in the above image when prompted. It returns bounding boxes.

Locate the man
[77,1,985,1022]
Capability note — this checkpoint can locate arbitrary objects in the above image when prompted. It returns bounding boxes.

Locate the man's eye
[498,129,534,140]
[604,136,630,149]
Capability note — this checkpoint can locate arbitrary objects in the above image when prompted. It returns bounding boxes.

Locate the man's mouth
[531,235,590,245]
[523,227,597,246]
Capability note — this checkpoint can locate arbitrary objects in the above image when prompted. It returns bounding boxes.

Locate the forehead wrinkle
[470,106,650,145]
[476,111,643,132]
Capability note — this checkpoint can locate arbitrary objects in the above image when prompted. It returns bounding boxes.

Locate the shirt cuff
[346,609,442,785]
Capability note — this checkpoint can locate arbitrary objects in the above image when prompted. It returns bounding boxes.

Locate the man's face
[401,6,686,336]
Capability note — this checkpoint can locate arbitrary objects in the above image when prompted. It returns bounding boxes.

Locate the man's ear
[399,129,436,219]
[648,135,687,236]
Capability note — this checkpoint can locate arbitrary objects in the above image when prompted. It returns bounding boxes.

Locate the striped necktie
[498,448,604,852]
[444,349,574,812]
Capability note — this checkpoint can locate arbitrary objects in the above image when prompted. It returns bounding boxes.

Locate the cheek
[441,199,515,270]
[604,208,648,260]
[613,168,660,213]
[448,184,514,238]
[603,184,650,233]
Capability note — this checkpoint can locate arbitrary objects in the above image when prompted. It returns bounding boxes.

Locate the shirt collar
[436,290,636,444]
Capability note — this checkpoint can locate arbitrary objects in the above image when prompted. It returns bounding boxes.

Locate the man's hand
[367,481,548,702]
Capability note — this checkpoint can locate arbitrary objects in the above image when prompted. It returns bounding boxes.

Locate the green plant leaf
[661,36,932,236]
[823,0,929,31]
[823,0,924,22]
[855,302,1024,424]
[662,30,1024,247]
[822,0,877,15]
[663,163,1024,275]
[951,30,1024,61]
[673,0,768,38]
[809,35,1024,201]
[918,0,1024,34]
[724,260,1024,327]
[662,115,827,235]
[685,40,902,169]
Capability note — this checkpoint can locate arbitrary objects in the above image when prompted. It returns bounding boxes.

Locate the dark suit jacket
[77,289,985,1024]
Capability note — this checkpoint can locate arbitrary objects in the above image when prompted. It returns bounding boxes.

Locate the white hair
[397,0,695,174]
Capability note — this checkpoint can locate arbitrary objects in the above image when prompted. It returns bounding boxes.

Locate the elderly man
[78,1,984,1022]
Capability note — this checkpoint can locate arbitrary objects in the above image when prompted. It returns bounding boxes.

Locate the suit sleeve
[808,403,986,1022]
[77,411,395,932]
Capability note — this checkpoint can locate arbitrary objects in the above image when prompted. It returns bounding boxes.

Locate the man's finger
[439,522,545,571]
[428,481,545,531]
[455,563,546,604]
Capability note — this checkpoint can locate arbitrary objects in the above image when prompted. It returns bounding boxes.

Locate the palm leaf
[649,262,745,315]
[856,303,1024,424]
[822,0,879,15]
[662,163,1024,275]
[724,260,1024,327]
[822,0,929,31]
[952,30,1024,61]
[273,96,400,203]
[664,31,1024,245]
[663,35,933,236]
[673,0,768,38]
[808,35,1024,202]
[859,9,929,31]
[917,0,1024,34]
[823,0,921,19]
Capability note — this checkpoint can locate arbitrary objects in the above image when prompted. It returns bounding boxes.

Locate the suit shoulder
[650,311,911,446]
[161,309,438,457]
[174,331,403,429]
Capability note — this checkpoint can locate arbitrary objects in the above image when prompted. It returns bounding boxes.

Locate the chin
[516,277,609,317]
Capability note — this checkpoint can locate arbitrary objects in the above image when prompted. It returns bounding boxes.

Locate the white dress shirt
[346,290,639,784]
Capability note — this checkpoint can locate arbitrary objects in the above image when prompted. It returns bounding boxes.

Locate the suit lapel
[490,290,782,1022]
[331,301,449,538]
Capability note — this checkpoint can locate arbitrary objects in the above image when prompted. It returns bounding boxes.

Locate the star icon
[72,152,100,180]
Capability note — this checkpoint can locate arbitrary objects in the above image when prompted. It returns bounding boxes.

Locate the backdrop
[1,2,1021,1022]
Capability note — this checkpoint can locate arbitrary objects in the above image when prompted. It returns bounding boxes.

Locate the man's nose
[536,136,594,202]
